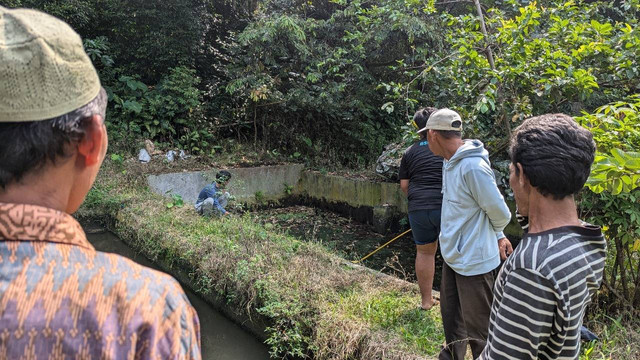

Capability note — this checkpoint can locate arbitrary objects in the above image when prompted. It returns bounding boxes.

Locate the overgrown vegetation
[5,0,226,154]
[4,0,638,162]
[334,290,445,355]
[578,97,640,314]
[78,160,444,359]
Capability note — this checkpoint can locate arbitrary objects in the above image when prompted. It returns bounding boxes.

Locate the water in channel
[84,227,270,360]
[252,205,435,283]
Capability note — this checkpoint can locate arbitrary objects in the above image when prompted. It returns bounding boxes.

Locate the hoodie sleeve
[213,195,227,214]
[464,165,511,239]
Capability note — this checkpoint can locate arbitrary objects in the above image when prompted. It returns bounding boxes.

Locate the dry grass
[78,158,442,359]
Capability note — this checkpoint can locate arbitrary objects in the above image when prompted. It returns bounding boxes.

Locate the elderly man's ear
[515,163,527,186]
[76,115,107,167]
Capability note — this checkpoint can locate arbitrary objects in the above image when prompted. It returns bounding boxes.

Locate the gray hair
[0,87,108,189]
[51,87,108,133]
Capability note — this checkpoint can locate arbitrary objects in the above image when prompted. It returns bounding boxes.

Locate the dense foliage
[4,0,638,162]
[432,0,639,141]
[225,0,443,164]
[4,0,229,154]
[577,97,640,311]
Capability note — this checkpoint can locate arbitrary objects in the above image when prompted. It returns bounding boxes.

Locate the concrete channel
[147,164,410,234]
[147,164,522,237]
[84,225,270,360]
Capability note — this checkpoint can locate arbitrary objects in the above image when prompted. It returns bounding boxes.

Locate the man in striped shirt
[480,114,607,359]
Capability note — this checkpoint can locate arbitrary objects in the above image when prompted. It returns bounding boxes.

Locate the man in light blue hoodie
[423,109,512,360]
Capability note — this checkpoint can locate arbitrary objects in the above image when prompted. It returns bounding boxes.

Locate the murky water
[253,205,444,285]
[85,228,270,360]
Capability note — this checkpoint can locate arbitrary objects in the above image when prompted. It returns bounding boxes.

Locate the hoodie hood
[446,139,490,168]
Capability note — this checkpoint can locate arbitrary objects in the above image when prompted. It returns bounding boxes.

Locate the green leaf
[612,179,623,195]
[381,102,394,114]
[612,148,627,166]
[123,100,142,114]
[301,137,313,148]
[624,151,640,169]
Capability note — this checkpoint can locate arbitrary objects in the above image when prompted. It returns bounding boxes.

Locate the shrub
[106,66,205,150]
[577,95,640,312]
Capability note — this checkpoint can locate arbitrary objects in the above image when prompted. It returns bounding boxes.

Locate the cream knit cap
[0,6,101,122]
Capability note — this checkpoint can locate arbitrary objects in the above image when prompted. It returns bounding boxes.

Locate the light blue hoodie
[440,140,511,276]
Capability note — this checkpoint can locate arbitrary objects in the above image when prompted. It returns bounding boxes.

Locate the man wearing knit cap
[0,6,201,359]
[424,109,512,360]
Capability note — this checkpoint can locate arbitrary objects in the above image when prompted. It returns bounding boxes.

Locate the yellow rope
[351,229,412,264]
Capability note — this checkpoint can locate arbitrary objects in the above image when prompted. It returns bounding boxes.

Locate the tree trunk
[253,106,258,149]
[473,0,496,70]
[610,247,619,290]
[633,263,640,308]
[262,113,266,152]
[615,235,629,300]
[473,0,512,135]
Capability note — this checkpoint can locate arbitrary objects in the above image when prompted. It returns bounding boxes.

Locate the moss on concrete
[297,171,408,212]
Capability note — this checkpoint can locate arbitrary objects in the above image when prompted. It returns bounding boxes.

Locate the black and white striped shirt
[480,225,606,359]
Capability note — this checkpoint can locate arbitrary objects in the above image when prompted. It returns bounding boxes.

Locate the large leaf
[122,100,142,114]
[623,151,640,169]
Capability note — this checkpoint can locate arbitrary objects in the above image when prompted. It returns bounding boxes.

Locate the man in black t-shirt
[399,107,444,310]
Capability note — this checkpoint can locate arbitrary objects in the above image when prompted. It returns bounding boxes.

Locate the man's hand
[498,237,513,260]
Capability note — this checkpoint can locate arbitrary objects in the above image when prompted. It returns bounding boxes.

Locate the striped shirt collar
[524,224,602,239]
[0,202,93,251]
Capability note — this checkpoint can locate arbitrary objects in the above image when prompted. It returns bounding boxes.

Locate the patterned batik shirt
[0,203,201,359]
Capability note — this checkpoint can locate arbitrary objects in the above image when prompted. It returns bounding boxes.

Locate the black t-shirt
[399,140,443,212]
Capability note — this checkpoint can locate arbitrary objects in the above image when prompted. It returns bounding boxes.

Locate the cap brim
[422,125,462,131]
[417,127,428,134]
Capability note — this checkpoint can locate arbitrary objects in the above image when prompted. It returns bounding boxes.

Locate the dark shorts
[408,209,441,245]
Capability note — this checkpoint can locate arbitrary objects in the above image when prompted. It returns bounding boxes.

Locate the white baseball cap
[423,108,463,131]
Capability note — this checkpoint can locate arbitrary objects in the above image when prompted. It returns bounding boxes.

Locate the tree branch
[473,0,495,70]
[602,279,638,315]
[436,0,472,4]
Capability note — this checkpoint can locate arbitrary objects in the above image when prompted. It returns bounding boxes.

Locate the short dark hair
[413,107,438,130]
[0,88,107,189]
[435,130,462,139]
[509,113,595,200]
[216,170,232,183]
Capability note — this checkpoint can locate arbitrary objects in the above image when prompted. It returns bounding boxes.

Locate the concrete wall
[148,171,209,204]
[296,171,408,212]
[147,164,304,204]
[294,172,409,233]
[148,164,521,237]
[228,164,304,203]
